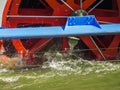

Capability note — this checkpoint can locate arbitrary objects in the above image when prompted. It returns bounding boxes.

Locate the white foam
[0,68,8,73]
[42,58,120,75]
[1,76,19,83]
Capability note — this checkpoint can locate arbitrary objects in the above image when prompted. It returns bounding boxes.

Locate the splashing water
[42,58,120,75]
[0,53,120,90]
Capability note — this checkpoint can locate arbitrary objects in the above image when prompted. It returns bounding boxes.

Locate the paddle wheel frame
[0,0,120,64]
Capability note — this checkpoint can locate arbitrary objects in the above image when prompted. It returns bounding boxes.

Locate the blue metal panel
[0,15,120,40]
[0,24,120,39]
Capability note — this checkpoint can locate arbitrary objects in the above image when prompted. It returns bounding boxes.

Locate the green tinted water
[0,59,120,90]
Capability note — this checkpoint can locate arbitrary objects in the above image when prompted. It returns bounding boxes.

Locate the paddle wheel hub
[72,9,88,16]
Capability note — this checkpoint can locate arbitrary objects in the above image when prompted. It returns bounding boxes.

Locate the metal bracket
[64,15,101,30]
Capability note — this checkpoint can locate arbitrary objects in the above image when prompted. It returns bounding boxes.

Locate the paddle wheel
[0,0,120,65]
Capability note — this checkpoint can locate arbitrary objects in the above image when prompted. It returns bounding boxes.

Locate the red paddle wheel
[1,0,120,64]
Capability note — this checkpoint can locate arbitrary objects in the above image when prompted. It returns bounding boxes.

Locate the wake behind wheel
[1,0,120,64]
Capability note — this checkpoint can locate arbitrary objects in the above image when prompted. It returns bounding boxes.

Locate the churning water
[0,54,120,90]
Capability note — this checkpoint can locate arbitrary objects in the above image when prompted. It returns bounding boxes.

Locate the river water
[0,56,120,90]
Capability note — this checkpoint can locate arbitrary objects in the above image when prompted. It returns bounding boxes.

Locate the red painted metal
[91,0,120,23]
[2,0,120,61]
